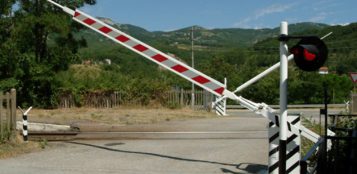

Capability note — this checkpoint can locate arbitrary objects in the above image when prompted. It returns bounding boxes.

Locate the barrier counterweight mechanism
[46,1,332,173]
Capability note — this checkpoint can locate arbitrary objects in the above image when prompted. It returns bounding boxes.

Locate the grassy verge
[18,107,216,125]
[301,116,323,157]
[1,108,214,159]
[0,134,42,159]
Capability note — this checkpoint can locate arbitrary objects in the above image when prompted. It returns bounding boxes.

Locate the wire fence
[58,89,215,110]
[0,89,17,143]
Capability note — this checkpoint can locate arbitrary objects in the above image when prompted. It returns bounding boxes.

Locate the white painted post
[19,106,32,142]
[279,21,289,174]
[286,114,301,173]
[268,114,301,174]
[223,78,227,116]
[18,106,32,143]
[268,121,279,174]
[23,113,28,142]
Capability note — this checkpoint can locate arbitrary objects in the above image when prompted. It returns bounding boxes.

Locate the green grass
[301,116,322,157]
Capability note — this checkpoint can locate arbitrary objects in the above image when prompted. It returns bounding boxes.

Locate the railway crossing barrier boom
[47,1,334,173]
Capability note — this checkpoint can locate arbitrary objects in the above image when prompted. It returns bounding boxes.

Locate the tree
[0,0,18,88]
[0,0,96,107]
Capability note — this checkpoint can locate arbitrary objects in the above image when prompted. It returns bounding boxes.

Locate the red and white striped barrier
[46,0,320,142]
[72,10,226,97]
[47,1,330,173]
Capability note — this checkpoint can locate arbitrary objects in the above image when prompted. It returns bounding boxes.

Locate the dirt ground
[17,107,216,126]
[1,107,215,158]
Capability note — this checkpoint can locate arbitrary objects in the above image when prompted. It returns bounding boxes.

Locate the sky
[80,0,357,31]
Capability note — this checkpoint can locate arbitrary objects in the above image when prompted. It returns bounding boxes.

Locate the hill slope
[253,22,357,73]
[78,20,330,54]
[61,20,356,106]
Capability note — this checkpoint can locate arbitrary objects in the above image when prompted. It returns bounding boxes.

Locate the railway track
[28,131,79,141]
[25,130,267,141]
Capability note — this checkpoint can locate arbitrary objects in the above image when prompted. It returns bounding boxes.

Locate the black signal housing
[290,36,328,71]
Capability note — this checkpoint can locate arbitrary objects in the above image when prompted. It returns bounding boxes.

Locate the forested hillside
[74,20,355,105]
[0,0,355,108]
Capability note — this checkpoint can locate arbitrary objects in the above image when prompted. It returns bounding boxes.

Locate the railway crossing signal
[290,36,328,71]
[278,29,330,174]
[46,1,332,173]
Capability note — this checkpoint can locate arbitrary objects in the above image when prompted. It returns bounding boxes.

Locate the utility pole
[191,26,195,109]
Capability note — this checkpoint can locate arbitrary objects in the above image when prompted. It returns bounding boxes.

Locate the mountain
[77,19,331,56]
[254,22,357,49]
[78,19,357,75]
[252,22,357,74]
[61,19,356,107]
[150,23,330,48]
[285,22,329,33]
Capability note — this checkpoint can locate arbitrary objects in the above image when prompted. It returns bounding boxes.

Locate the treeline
[0,0,355,108]
[0,0,96,107]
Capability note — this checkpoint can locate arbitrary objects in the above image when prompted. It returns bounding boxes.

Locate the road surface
[1,108,342,174]
[0,115,269,174]
[228,108,344,124]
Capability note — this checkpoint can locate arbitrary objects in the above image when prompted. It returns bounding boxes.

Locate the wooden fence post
[10,89,16,130]
[6,92,10,136]
[175,89,179,106]
[180,89,184,107]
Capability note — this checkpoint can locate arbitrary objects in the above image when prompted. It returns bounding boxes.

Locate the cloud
[255,4,295,19]
[309,12,328,22]
[234,3,296,28]
[234,17,254,28]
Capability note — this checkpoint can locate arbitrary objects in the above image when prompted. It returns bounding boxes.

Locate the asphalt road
[228,108,344,124]
[1,108,343,174]
[0,115,269,174]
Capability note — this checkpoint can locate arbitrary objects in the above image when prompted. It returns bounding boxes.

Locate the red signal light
[290,46,317,61]
[303,49,316,61]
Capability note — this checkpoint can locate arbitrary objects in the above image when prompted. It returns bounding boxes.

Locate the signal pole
[191,26,195,109]
[279,21,288,174]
